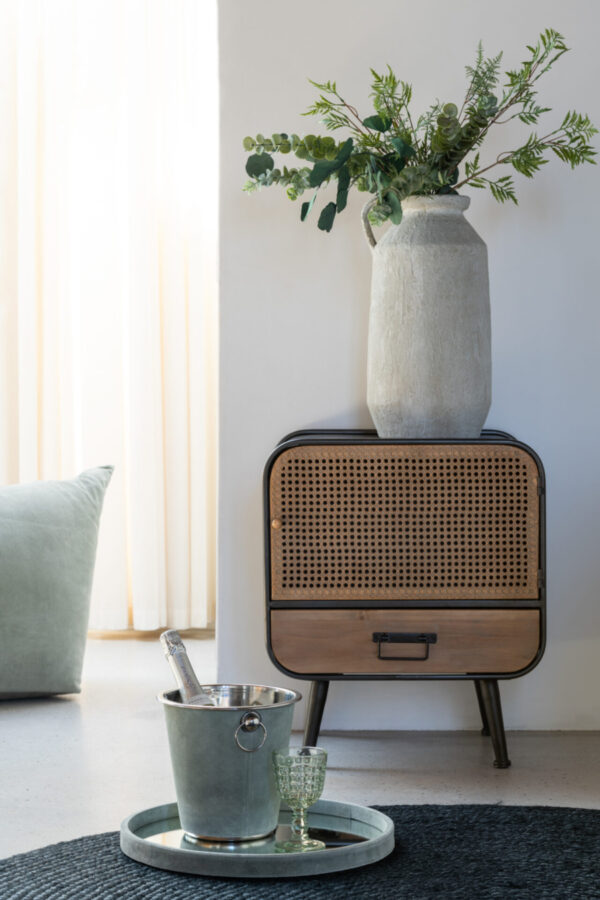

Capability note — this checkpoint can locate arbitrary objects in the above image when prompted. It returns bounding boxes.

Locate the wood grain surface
[270,608,540,675]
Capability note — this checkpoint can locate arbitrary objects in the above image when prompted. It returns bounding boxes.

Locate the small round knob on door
[271,518,282,530]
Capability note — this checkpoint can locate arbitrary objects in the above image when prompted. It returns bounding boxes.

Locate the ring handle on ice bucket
[234,712,268,752]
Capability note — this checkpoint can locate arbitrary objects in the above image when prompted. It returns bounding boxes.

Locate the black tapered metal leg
[303,680,329,746]
[477,679,511,768]
[474,679,491,736]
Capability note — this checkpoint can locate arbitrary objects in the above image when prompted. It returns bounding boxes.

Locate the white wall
[218,0,600,730]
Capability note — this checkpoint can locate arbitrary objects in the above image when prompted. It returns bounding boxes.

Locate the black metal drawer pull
[372,632,438,661]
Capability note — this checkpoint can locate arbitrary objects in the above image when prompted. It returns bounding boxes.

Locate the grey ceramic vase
[366,195,491,438]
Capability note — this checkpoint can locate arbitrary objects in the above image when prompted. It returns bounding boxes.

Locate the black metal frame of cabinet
[264,429,546,768]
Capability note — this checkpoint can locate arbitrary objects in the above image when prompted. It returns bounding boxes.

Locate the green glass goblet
[272,746,327,852]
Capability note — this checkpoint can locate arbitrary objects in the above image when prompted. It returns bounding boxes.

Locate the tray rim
[120,798,395,879]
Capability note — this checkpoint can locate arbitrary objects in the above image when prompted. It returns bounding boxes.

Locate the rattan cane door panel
[269,444,540,602]
[270,609,541,676]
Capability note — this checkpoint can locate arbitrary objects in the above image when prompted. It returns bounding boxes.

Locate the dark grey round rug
[2,805,599,899]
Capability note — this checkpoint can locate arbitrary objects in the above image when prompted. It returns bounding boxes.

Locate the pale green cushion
[0,466,113,698]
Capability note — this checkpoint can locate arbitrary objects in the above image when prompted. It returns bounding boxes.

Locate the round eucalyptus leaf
[242,137,255,151]
[245,153,275,178]
[443,103,458,117]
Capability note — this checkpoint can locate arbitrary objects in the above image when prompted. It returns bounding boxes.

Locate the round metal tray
[120,799,394,878]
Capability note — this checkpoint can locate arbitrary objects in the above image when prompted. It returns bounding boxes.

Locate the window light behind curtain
[0,0,218,630]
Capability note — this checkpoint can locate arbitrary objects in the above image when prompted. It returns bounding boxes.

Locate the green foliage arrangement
[242,29,597,234]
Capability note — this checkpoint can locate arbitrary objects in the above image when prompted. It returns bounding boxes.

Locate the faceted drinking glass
[272,746,327,852]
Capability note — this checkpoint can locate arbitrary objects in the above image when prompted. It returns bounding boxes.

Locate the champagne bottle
[159,630,215,706]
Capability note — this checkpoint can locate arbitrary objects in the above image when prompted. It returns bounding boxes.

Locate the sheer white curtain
[0,0,218,630]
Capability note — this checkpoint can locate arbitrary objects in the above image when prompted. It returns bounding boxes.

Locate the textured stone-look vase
[366,195,491,438]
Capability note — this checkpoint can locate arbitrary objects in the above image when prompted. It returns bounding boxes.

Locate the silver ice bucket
[158,683,301,841]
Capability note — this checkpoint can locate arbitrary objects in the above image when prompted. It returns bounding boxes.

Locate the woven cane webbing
[269,444,540,601]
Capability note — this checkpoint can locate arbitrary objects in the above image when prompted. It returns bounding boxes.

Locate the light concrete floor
[1,638,599,860]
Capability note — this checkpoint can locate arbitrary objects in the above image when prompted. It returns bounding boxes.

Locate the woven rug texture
[1,804,599,899]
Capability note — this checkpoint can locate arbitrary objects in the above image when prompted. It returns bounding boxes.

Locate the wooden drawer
[270,609,540,676]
